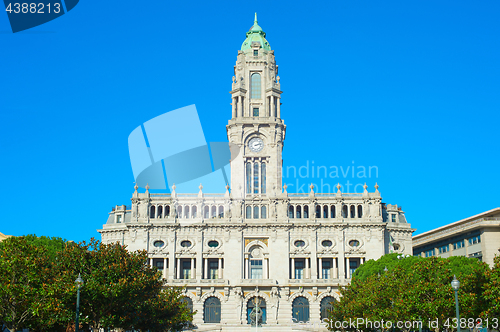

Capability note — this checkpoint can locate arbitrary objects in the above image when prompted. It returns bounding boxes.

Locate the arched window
[211,206,217,218]
[247,297,266,326]
[261,206,267,219]
[342,205,348,218]
[218,206,224,218]
[192,206,197,218]
[315,205,321,218]
[292,297,310,322]
[261,163,266,193]
[246,162,252,194]
[320,296,335,320]
[254,206,259,219]
[304,206,309,218]
[288,206,294,218]
[323,205,328,219]
[177,206,182,218]
[350,205,355,218]
[296,206,302,218]
[204,297,221,323]
[157,206,163,218]
[251,73,261,99]
[165,205,170,217]
[181,297,193,313]
[150,206,156,219]
[183,206,189,218]
[246,206,252,219]
[357,205,363,218]
[204,206,209,219]
[330,205,336,219]
[253,162,259,194]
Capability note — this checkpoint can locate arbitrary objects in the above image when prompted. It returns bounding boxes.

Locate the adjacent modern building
[99,15,413,331]
[413,208,500,267]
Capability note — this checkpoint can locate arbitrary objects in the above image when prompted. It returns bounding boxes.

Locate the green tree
[482,255,500,319]
[0,236,193,332]
[329,255,488,332]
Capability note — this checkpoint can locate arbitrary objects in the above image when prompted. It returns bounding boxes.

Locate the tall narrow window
[261,206,267,219]
[253,162,259,194]
[253,108,259,116]
[288,206,294,218]
[357,205,363,218]
[250,260,263,279]
[251,73,261,99]
[209,260,218,279]
[316,205,321,218]
[246,162,252,194]
[295,260,304,279]
[323,205,328,218]
[304,206,309,218]
[246,206,252,219]
[254,206,259,219]
[296,206,302,218]
[261,163,266,193]
[322,259,331,279]
[331,205,336,219]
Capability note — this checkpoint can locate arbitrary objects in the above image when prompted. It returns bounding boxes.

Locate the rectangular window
[295,260,304,279]
[438,245,449,254]
[250,260,263,279]
[391,214,396,222]
[469,235,481,245]
[322,260,331,279]
[153,258,164,270]
[253,108,259,116]
[453,240,465,250]
[209,260,218,279]
[254,49,258,56]
[116,215,122,223]
[425,249,435,257]
[182,261,191,279]
[349,260,358,277]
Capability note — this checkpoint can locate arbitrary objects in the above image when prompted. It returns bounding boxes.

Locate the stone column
[191,258,195,279]
[176,258,181,279]
[291,258,295,279]
[305,257,310,279]
[245,257,250,279]
[361,257,365,265]
[204,258,208,279]
[270,95,274,117]
[277,97,281,118]
[333,257,337,279]
[232,97,236,118]
[238,96,242,117]
[163,258,167,279]
[346,257,350,279]
[263,258,268,279]
[218,258,222,279]
[318,258,322,279]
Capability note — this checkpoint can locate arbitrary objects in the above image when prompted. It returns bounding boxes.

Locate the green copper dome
[241,13,271,51]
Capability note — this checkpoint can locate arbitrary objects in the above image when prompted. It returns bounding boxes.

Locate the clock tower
[227,14,285,199]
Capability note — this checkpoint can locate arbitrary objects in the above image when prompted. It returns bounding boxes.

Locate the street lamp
[75,273,84,332]
[451,275,461,332]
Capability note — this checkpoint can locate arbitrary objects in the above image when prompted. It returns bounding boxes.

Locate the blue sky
[1,0,499,242]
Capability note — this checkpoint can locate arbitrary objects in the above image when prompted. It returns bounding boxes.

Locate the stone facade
[98,15,413,331]
[413,208,500,268]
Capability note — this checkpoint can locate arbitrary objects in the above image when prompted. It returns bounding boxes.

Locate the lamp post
[75,273,84,332]
[451,275,461,332]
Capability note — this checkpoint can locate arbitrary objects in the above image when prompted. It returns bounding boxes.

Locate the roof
[413,207,500,241]
[241,13,271,51]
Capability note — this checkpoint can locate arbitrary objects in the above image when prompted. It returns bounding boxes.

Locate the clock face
[248,137,264,152]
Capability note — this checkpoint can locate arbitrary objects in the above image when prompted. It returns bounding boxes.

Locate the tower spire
[254,12,258,24]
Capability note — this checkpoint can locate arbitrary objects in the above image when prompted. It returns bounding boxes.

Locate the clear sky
[1,0,499,242]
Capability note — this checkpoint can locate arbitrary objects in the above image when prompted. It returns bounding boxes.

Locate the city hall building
[99,15,413,331]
